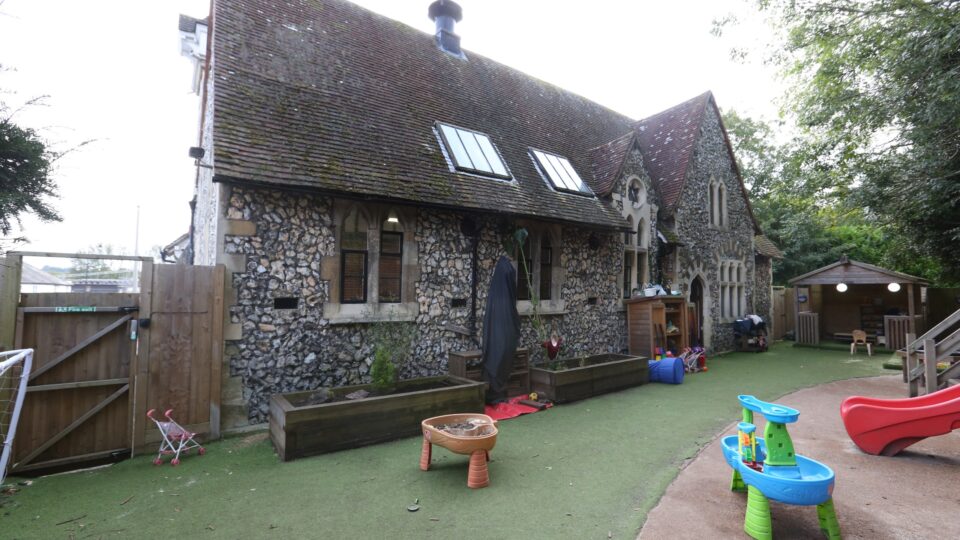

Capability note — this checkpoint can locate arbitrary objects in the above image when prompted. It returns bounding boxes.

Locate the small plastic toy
[147,409,205,466]
[737,422,761,470]
[721,395,840,539]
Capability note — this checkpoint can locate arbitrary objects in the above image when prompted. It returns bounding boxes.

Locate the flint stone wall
[223,186,625,422]
[673,107,758,352]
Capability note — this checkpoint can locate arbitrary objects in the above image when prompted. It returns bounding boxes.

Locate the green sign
[54,306,98,313]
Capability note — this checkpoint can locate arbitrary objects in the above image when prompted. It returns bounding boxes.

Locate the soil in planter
[542,354,629,371]
[287,379,462,407]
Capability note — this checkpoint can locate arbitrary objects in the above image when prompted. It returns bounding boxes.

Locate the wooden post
[907,284,916,335]
[130,259,154,455]
[923,338,937,395]
[794,287,801,342]
[903,332,915,385]
[208,265,225,440]
[0,255,23,351]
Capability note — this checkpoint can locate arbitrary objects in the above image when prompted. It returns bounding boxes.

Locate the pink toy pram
[147,408,205,466]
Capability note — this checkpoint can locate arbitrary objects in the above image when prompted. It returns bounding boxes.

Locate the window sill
[324,302,418,325]
[517,299,567,316]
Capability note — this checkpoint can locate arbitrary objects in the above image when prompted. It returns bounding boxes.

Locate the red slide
[841,385,960,456]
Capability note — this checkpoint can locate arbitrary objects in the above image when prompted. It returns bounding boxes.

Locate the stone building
[183,0,780,424]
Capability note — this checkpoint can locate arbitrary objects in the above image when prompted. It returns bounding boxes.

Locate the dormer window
[530,149,594,196]
[437,123,511,179]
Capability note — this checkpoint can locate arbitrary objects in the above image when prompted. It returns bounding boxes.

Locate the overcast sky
[0,0,781,260]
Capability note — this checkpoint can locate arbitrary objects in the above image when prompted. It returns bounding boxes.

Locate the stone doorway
[690,276,705,347]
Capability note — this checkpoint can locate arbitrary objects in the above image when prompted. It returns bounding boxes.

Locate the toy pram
[147,408,205,466]
[733,316,768,353]
[679,346,708,373]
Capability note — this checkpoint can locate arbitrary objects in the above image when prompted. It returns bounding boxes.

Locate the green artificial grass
[792,340,896,355]
[1,343,888,540]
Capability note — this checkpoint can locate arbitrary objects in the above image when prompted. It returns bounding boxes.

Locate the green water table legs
[742,487,840,540]
[817,498,842,539]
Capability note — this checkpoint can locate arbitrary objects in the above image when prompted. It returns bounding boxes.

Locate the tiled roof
[21,263,69,286]
[588,132,636,196]
[179,14,207,33]
[754,235,783,259]
[210,0,638,230]
[635,92,711,213]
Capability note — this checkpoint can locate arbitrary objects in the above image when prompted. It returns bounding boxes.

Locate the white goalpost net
[1,349,32,485]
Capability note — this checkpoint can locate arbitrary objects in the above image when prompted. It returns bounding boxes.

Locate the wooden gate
[0,253,224,473]
[770,287,796,341]
[12,292,138,472]
[797,312,820,345]
[132,263,224,449]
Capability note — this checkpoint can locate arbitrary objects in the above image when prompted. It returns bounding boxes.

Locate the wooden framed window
[341,251,367,303]
[340,208,368,303]
[539,236,552,301]
[516,235,533,301]
[379,231,403,303]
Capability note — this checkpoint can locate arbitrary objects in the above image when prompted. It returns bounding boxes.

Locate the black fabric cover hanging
[481,255,521,402]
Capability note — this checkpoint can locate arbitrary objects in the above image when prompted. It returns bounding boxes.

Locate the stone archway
[690,276,705,347]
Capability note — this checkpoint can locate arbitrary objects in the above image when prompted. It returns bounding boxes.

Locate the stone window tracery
[327,201,419,323]
[709,177,728,228]
[719,259,746,319]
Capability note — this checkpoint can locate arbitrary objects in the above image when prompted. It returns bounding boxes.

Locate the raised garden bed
[269,375,485,461]
[530,353,648,403]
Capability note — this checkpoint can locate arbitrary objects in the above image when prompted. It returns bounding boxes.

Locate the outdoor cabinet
[448,348,530,395]
[625,296,689,358]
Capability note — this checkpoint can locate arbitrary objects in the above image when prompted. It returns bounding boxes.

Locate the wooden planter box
[530,353,648,403]
[448,348,530,395]
[269,375,485,461]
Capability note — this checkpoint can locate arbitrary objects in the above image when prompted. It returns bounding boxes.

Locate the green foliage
[726,102,954,285]
[745,0,960,284]
[369,346,396,393]
[70,243,128,280]
[0,106,60,239]
[368,319,416,392]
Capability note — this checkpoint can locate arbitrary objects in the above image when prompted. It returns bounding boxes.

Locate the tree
[70,243,127,280]
[0,96,61,250]
[723,109,938,284]
[747,0,960,283]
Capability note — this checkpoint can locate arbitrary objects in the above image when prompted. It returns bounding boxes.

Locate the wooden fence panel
[885,315,924,351]
[8,261,225,470]
[137,264,223,447]
[772,287,786,340]
[797,312,820,345]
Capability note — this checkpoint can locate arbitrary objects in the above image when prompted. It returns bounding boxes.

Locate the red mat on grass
[484,396,552,421]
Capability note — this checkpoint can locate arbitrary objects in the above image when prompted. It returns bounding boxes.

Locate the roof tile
[211,0,637,229]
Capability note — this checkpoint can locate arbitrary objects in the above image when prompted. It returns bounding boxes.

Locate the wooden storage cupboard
[625,296,689,357]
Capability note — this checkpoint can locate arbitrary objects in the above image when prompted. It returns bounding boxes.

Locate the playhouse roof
[788,259,929,286]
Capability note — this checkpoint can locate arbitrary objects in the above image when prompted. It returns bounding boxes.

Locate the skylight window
[531,149,594,196]
[437,123,510,179]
